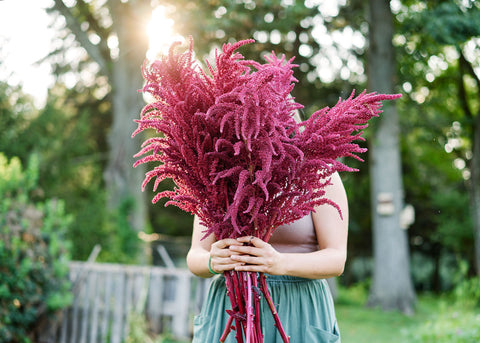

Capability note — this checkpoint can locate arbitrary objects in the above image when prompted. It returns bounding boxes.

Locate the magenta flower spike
[132,37,400,342]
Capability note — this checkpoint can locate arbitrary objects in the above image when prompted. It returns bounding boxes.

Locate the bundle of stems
[220,270,290,343]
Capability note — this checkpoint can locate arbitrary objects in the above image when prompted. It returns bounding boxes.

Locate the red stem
[262,225,276,242]
[246,272,253,343]
[232,271,246,315]
[220,314,234,342]
[224,271,245,343]
[259,273,290,343]
[252,274,263,342]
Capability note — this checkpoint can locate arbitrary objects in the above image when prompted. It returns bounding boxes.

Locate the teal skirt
[192,274,340,342]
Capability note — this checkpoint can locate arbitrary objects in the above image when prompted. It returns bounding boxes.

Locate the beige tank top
[268,214,319,253]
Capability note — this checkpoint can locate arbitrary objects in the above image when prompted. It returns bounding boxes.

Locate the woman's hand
[209,238,244,274]
[229,236,285,275]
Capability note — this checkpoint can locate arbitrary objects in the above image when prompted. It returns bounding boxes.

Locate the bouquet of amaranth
[132,38,400,343]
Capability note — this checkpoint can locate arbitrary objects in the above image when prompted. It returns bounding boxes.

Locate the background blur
[1,0,479,342]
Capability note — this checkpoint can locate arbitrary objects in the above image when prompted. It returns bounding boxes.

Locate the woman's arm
[231,172,349,279]
[186,216,243,278]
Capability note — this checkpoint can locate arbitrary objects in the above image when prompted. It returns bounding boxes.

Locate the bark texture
[366,0,416,314]
[105,0,149,232]
[471,107,480,276]
[459,51,480,276]
[53,0,149,232]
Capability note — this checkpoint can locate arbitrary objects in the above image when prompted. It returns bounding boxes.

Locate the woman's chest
[268,214,318,253]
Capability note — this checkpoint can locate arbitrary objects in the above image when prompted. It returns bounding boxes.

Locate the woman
[187,171,348,342]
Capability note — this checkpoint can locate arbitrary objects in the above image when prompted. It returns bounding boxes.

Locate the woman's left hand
[229,236,284,275]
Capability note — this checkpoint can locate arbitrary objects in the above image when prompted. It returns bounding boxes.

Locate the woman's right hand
[209,238,244,274]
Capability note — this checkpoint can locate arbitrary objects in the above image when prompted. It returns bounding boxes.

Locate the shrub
[0,154,73,342]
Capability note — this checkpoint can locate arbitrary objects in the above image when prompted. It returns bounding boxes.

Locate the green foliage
[336,284,432,343]
[0,80,143,263]
[124,311,157,343]
[453,276,480,307]
[29,88,113,261]
[0,153,73,343]
[0,82,103,258]
[395,0,478,286]
[124,312,188,343]
[0,82,36,160]
[402,1,480,47]
[405,277,480,343]
[431,189,473,253]
[124,298,189,343]
[97,197,143,264]
[409,311,480,343]
[337,281,480,343]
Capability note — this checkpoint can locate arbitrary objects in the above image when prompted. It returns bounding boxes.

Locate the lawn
[335,281,480,343]
[336,285,436,343]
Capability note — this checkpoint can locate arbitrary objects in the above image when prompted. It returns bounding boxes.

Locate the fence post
[171,272,192,339]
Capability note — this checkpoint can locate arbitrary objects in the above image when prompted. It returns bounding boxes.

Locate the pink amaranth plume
[132,38,400,241]
[132,38,400,343]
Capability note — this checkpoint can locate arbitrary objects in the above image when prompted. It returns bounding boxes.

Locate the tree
[50,0,149,233]
[366,0,415,313]
[400,0,480,277]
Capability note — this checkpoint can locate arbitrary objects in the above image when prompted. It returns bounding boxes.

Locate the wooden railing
[43,261,211,343]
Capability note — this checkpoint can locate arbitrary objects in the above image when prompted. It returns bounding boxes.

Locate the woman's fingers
[229,236,268,257]
[236,236,267,247]
[213,248,235,258]
[213,238,242,249]
[229,236,284,274]
[229,245,263,259]
[230,254,261,265]
[209,236,280,273]
[211,238,243,257]
[209,238,245,273]
[210,257,244,273]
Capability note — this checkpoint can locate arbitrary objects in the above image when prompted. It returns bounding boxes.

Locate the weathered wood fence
[45,261,211,343]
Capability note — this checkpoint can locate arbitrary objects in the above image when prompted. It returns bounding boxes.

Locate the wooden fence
[43,261,211,343]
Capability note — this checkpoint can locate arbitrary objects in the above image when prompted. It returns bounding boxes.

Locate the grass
[335,285,433,343]
[335,281,480,343]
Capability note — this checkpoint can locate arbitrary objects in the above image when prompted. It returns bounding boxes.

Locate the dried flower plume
[132,38,400,241]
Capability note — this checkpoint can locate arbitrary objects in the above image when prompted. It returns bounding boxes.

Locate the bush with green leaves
[0,153,73,342]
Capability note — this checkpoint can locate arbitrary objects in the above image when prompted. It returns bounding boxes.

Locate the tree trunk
[471,109,480,276]
[459,51,480,277]
[53,0,150,233]
[104,0,150,232]
[431,244,442,293]
[366,0,415,314]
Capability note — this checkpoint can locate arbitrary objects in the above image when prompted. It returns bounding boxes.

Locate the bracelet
[208,256,220,275]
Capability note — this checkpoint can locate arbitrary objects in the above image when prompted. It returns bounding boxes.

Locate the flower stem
[246,272,253,343]
[259,273,290,343]
[220,314,234,342]
[252,274,263,342]
[224,271,245,343]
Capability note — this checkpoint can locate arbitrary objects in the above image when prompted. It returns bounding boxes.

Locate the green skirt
[192,274,340,342]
